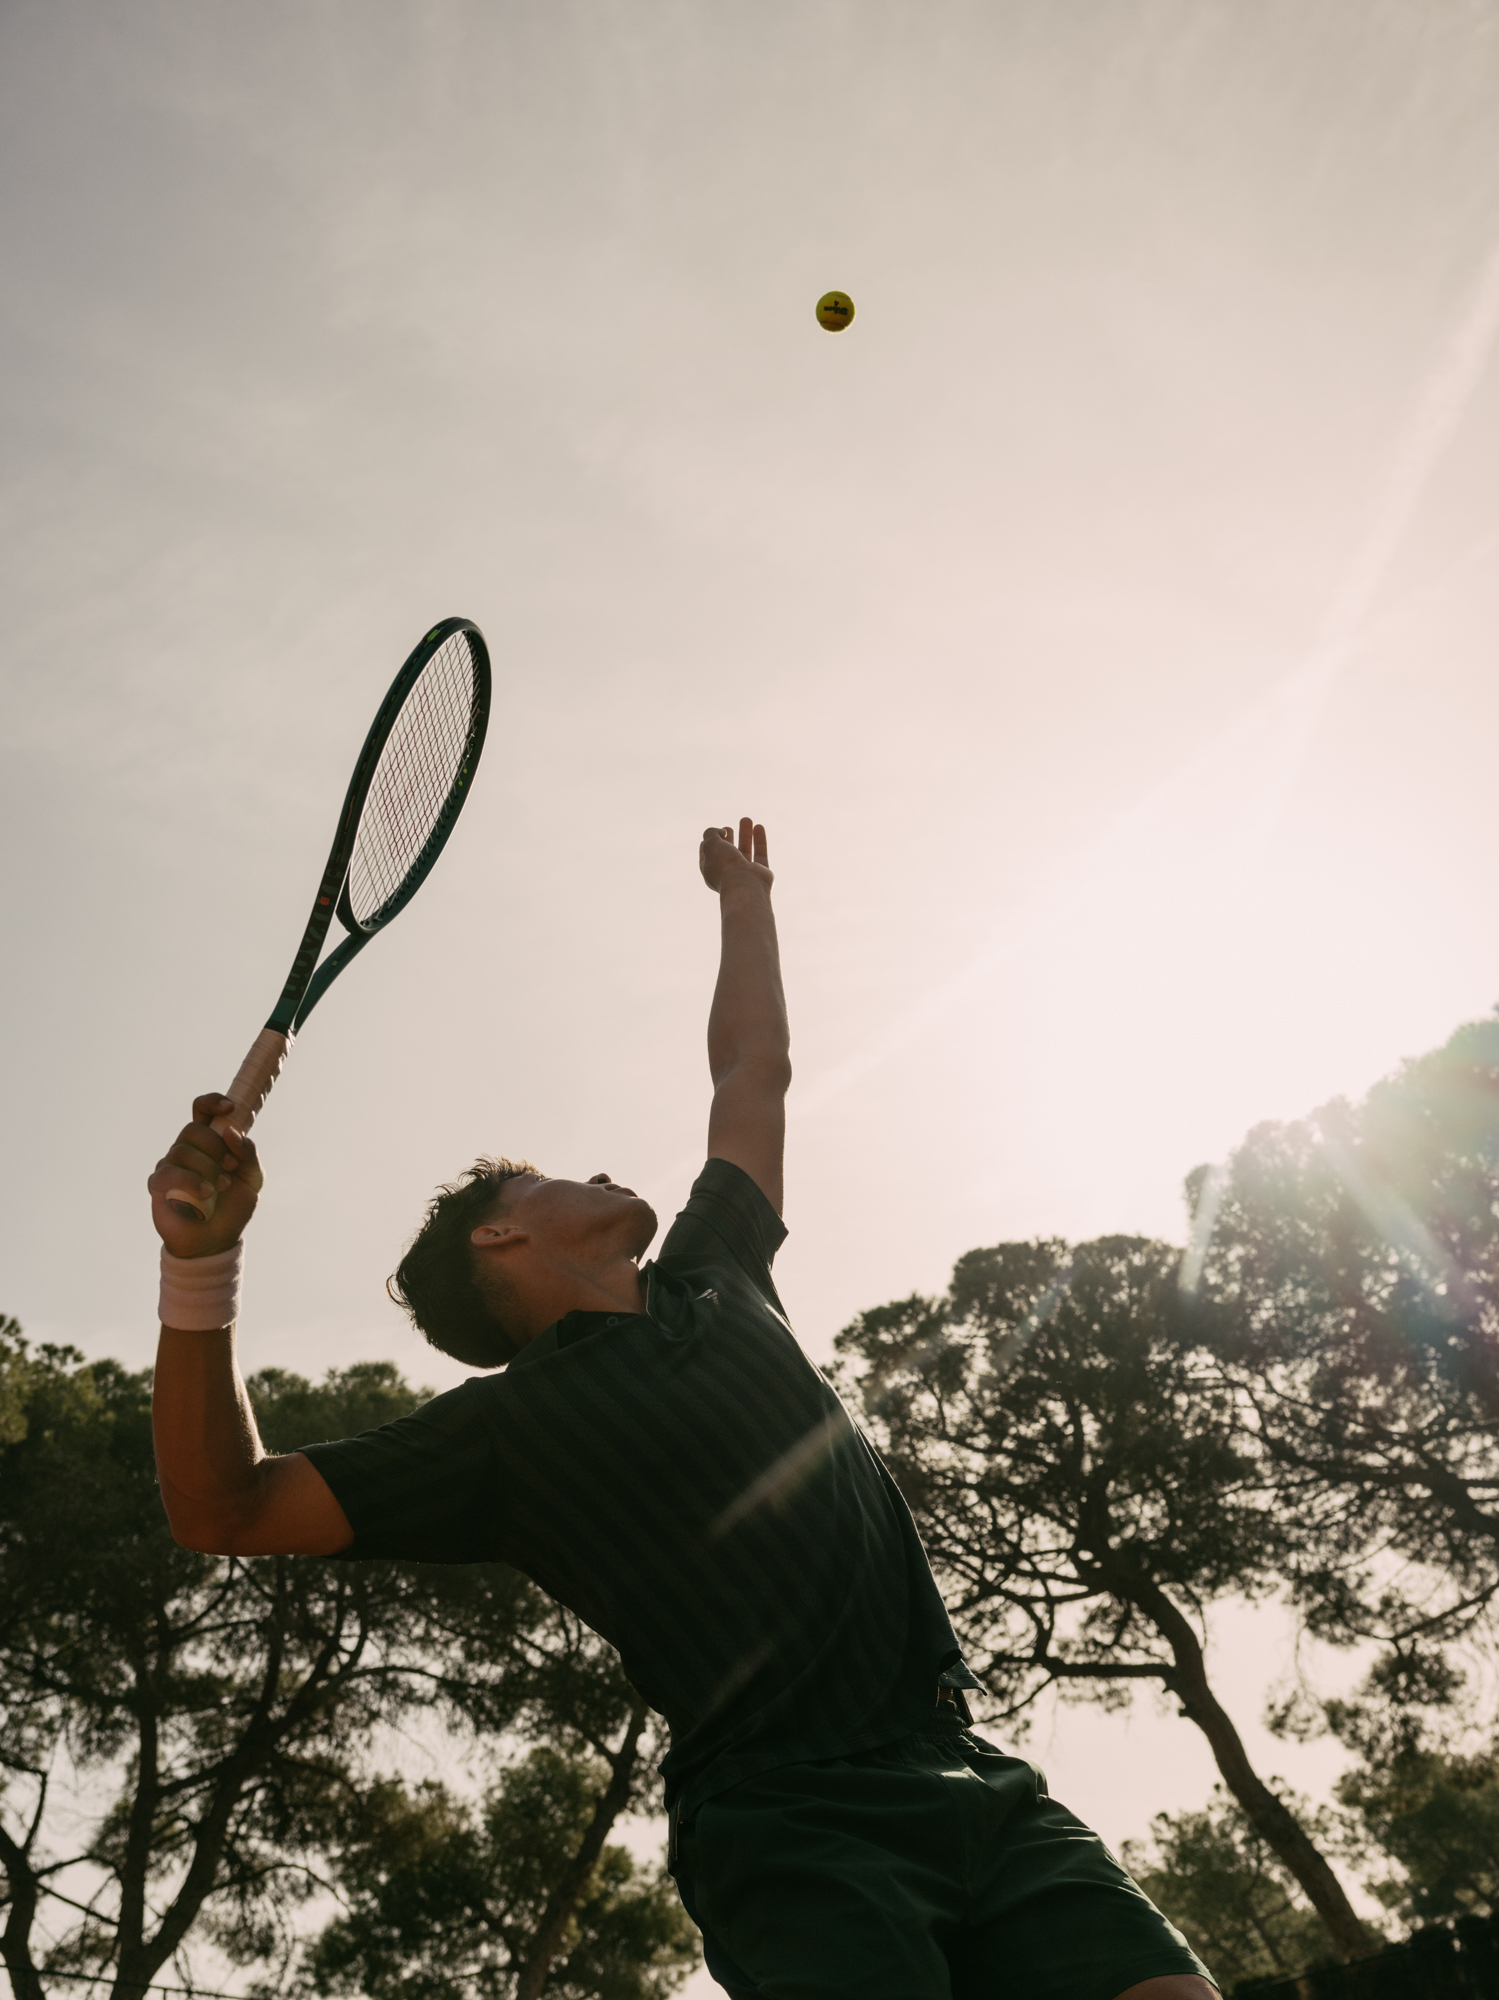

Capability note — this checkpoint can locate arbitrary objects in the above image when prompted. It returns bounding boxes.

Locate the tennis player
[149,819,1217,2000]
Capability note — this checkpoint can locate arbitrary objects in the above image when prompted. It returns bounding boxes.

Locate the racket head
[262,617,491,1039]
[335,618,491,938]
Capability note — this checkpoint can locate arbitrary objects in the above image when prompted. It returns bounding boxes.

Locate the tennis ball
[815,290,855,333]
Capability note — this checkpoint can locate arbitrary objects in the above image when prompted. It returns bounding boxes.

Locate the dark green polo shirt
[299,1159,977,1812]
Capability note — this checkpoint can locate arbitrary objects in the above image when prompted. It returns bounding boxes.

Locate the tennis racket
[166,616,491,1222]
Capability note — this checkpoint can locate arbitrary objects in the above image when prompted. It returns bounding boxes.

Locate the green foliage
[250,1361,432,1454]
[0,1319,31,1449]
[834,1235,1378,1961]
[1337,1745,1499,1925]
[1309,1648,1499,1925]
[0,1333,663,2000]
[835,1234,1282,1705]
[1122,1786,1339,1989]
[304,1750,697,2000]
[1196,1014,1499,1645]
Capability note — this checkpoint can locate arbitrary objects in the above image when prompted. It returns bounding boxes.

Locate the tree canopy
[303,1750,695,2000]
[835,1232,1376,1959]
[1194,1015,1499,1650]
[1121,1787,1339,1990]
[0,1333,694,2000]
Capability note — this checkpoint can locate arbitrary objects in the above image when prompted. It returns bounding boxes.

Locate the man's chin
[628,1197,659,1258]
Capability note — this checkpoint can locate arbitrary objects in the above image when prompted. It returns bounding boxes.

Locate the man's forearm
[152,1325,270,1550]
[708,879,791,1085]
[147,1098,351,1558]
[698,819,791,1208]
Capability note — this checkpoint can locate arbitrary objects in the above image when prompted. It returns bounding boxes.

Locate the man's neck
[512,1256,646,1347]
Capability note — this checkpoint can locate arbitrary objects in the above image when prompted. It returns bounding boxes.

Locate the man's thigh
[672,1731,1216,2000]
[949,1737,1215,2000]
[677,1747,972,2000]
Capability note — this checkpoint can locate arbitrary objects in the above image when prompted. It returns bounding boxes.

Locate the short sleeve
[298,1381,500,1564]
[656,1158,789,1298]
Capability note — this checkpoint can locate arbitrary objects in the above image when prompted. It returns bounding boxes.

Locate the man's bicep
[706,1064,788,1216]
[237,1451,354,1556]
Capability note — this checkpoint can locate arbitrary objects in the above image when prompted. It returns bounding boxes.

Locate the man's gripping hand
[148,1094,264,1259]
[700,818,774,896]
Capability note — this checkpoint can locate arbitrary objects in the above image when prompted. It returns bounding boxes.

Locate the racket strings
[348,633,479,926]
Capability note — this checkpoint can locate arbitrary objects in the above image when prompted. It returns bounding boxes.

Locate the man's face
[494,1171,659,1265]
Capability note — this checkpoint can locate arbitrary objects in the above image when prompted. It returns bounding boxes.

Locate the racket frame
[267,615,491,1036]
[161,616,490,1226]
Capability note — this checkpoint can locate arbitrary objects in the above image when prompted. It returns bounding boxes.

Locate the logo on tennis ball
[815,290,854,333]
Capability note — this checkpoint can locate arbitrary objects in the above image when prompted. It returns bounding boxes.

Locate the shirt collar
[508,1265,659,1370]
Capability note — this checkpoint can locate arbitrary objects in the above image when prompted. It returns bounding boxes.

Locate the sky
[4,0,1499,1979]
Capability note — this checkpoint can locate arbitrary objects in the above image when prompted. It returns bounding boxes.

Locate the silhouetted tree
[0,1331,683,2000]
[1121,1787,1342,1989]
[1193,1016,1499,1649]
[302,1748,696,2000]
[1294,1645,1499,1928]
[835,1234,1377,1960]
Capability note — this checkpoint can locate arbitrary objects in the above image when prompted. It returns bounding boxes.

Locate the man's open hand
[700,818,774,895]
[148,1094,264,1258]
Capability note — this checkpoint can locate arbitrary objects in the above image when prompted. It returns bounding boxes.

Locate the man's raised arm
[699,818,792,1214]
[147,1095,352,1556]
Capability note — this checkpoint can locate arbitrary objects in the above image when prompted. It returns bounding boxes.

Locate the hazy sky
[4,0,1499,1964]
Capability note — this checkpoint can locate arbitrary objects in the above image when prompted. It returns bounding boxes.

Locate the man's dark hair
[388,1158,539,1368]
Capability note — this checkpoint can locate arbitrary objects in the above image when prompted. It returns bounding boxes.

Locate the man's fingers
[220,1124,258,1168]
[149,1161,217,1201]
[161,1138,228,1183]
[152,1122,260,1188]
[150,1098,264,1254]
[170,1121,232,1165]
[700,820,770,878]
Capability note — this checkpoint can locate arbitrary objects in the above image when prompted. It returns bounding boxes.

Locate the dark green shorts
[671,1718,1213,2000]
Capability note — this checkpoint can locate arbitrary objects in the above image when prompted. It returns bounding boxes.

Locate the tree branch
[513,1698,651,2000]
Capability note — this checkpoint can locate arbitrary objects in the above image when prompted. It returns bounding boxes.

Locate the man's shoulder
[302,1375,498,1457]
[660,1158,787,1255]
[657,1158,789,1299]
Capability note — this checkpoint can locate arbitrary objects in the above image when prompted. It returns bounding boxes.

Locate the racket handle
[165,1028,293,1223]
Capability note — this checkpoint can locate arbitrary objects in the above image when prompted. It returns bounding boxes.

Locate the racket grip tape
[165,1028,293,1223]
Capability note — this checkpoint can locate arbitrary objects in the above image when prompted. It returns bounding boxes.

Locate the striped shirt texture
[299,1159,976,1812]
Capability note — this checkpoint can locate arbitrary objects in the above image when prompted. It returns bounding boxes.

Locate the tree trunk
[112,1562,322,2000]
[514,1701,650,2000]
[0,1938,44,2000]
[1117,1561,1377,1962]
[0,1869,45,2000]
[0,1802,47,2000]
[113,1683,161,1999]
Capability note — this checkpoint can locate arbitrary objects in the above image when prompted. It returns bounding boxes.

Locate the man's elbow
[713,1050,793,1095]
[166,1519,235,1556]
[158,1491,256,1557]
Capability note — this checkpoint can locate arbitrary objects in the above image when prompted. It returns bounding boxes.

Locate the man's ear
[472,1221,527,1250]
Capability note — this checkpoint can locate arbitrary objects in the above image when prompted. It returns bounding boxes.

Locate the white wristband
[159,1243,243,1332]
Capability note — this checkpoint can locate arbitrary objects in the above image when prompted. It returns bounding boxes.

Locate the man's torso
[299,1159,971,1808]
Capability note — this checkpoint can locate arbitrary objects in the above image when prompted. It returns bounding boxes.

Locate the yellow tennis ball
[815,290,855,333]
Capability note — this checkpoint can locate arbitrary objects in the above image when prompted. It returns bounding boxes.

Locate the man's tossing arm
[699,818,792,1214]
[147,1096,353,1556]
